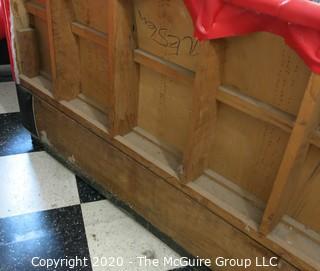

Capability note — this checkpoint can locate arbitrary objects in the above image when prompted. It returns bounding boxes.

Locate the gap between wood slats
[134,49,195,85]
[188,170,264,229]
[217,85,320,148]
[26,2,47,21]
[71,22,108,48]
[117,126,182,177]
[20,74,109,134]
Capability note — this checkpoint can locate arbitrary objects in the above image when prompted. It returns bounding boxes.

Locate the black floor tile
[0,113,43,157]
[0,205,92,271]
[76,176,106,204]
[0,75,13,83]
[0,64,12,82]
[0,39,10,65]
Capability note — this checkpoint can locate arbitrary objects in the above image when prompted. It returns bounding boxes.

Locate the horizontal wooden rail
[71,22,108,48]
[217,86,295,133]
[26,2,47,21]
[134,49,195,85]
[217,85,320,148]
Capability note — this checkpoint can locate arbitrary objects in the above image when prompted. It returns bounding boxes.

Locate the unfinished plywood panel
[70,0,110,113]
[12,0,52,81]
[78,38,110,113]
[223,33,311,115]
[71,0,108,33]
[134,0,199,71]
[16,28,39,77]
[32,17,52,79]
[137,66,192,153]
[208,103,290,203]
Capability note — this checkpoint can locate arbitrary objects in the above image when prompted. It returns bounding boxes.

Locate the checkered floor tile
[0,74,199,270]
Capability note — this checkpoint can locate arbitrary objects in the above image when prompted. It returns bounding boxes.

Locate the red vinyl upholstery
[184,0,320,73]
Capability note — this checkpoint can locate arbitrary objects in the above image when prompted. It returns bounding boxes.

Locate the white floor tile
[0,82,20,114]
[0,151,80,218]
[82,200,182,271]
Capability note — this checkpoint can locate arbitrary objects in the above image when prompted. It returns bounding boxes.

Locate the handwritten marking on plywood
[134,0,199,71]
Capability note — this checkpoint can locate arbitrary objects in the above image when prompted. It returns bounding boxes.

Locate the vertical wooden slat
[181,41,224,183]
[107,0,139,136]
[260,73,320,235]
[16,28,39,77]
[46,0,80,100]
[11,0,33,75]
[46,0,57,88]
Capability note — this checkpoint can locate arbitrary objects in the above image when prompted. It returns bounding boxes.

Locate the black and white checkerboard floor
[0,78,195,270]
